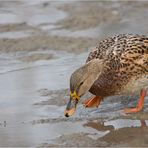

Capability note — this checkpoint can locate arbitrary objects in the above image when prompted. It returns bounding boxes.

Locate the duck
[65,34,148,117]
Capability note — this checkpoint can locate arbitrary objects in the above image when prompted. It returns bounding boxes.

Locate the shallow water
[0,30,33,39]
[0,49,147,146]
[0,0,148,147]
[0,49,88,146]
[49,2,148,38]
[0,1,67,26]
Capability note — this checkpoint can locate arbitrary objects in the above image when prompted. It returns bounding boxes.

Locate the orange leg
[141,120,146,127]
[83,96,103,108]
[124,89,147,113]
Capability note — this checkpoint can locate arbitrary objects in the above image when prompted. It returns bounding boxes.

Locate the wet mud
[0,0,147,147]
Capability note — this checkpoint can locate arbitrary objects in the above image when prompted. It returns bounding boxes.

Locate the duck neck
[86,59,104,76]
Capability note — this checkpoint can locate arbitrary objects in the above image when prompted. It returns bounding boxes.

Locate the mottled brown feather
[86,34,148,97]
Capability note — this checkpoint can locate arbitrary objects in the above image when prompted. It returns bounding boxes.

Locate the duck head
[64,59,103,117]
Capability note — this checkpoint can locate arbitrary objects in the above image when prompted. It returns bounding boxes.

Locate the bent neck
[77,59,104,96]
[70,59,104,95]
[85,59,104,75]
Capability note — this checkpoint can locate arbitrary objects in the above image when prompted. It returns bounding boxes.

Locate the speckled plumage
[86,34,148,97]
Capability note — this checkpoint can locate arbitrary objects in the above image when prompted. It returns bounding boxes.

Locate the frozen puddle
[0,1,67,26]
[0,50,88,146]
[0,49,147,146]
[0,30,33,39]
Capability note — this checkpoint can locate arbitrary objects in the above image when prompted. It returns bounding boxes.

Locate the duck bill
[64,98,78,117]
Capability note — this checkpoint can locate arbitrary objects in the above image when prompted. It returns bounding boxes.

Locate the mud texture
[0,0,148,147]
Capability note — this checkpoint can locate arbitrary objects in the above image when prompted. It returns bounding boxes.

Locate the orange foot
[124,89,147,113]
[83,96,103,108]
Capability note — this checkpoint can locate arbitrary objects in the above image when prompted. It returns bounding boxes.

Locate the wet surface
[0,0,147,147]
[0,49,89,146]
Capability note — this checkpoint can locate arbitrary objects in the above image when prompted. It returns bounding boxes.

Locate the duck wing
[86,34,148,75]
[86,35,115,62]
[88,34,148,96]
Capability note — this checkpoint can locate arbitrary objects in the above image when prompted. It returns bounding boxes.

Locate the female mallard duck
[65,34,148,117]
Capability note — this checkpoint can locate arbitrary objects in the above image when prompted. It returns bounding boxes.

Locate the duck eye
[80,81,84,86]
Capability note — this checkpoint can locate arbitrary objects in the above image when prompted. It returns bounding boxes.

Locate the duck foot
[124,89,147,113]
[83,96,103,108]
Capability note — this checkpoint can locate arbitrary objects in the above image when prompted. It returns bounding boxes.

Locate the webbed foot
[83,96,103,108]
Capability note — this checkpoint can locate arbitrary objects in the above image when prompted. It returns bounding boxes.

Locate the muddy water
[0,50,87,146]
[0,0,148,147]
[49,2,148,39]
[0,52,148,147]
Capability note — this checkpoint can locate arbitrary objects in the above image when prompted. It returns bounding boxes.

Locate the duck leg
[83,96,103,108]
[124,89,147,113]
